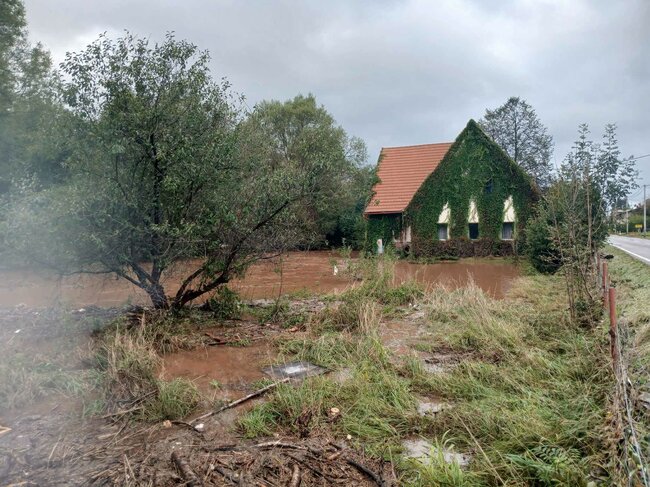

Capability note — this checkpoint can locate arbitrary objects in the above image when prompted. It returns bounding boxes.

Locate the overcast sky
[24,0,650,205]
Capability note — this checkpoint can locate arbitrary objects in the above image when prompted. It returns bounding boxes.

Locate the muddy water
[160,342,275,399]
[394,260,520,298]
[0,252,520,308]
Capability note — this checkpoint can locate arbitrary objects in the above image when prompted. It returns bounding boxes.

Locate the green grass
[240,335,417,456]
[0,353,98,410]
[144,378,200,421]
[93,315,208,420]
[242,259,614,485]
[605,247,650,482]
[606,247,650,379]
[403,277,611,485]
[401,435,479,486]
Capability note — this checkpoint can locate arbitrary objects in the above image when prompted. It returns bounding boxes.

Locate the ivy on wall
[365,213,402,252]
[406,120,539,247]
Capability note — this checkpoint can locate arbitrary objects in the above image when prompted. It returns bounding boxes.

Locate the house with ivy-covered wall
[364,120,539,257]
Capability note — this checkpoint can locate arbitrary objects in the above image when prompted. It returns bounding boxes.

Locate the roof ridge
[382,141,453,150]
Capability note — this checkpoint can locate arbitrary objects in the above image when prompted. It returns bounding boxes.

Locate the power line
[628,154,650,162]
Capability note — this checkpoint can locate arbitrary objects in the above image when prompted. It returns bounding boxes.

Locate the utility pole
[643,184,648,238]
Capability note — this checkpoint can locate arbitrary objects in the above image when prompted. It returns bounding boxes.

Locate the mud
[0,254,519,484]
[0,252,519,308]
[381,312,427,355]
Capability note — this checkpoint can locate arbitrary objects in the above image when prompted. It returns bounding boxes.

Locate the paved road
[609,235,650,265]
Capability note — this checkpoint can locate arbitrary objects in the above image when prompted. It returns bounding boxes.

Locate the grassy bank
[239,259,614,485]
[605,247,650,482]
[1,255,622,485]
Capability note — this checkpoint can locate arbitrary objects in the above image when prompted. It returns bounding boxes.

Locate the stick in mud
[191,377,291,424]
[345,458,387,487]
[171,451,201,486]
[289,464,301,487]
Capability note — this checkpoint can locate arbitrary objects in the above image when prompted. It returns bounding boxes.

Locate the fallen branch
[171,451,201,486]
[100,405,144,419]
[326,449,345,461]
[191,378,290,424]
[345,458,386,487]
[286,452,331,481]
[204,333,263,346]
[289,464,301,487]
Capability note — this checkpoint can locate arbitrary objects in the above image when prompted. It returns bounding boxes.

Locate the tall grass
[606,247,650,483]
[248,256,613,485]
[240,334,416,456]
[94,320,201,420]
[310,254,422,332]
[403,274,611,485]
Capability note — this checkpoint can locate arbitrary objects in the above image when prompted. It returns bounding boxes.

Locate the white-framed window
[501,222,514,240]
[468,223,479,240]
[437,223,448,240]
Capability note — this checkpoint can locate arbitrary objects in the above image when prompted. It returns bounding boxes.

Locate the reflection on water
[0,252,520,308]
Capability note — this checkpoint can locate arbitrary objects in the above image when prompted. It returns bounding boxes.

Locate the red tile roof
[365,142,453,215]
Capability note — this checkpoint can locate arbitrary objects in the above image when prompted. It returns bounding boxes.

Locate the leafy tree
[7,33,362,309]
[531,123,632,325]
[479,97,554,190]
[325,163,376,248]
[0,0,66,267]
[593,123,638,214]
[0,0,63,194]
[0,0,27,109]
[241,95,368,248]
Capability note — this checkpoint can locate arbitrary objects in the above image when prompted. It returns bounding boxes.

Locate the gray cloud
[24,0,650,203]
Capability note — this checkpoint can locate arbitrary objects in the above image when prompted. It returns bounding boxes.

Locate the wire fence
[597,257,650,487]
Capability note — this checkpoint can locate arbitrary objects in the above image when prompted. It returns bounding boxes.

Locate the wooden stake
[603,262,609,307]
[609,287,618,370]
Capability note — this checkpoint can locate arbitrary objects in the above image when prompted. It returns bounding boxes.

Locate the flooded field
[0,252,520,308]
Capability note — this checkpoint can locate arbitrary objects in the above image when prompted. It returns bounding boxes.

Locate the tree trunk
[146,282,169,309]
[171,274,229,311]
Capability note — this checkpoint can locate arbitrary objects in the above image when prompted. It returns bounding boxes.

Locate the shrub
[526,210,561,274]
[205,286,241,320]
[411,236,515,259]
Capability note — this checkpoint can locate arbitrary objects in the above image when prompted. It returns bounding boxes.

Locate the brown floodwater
[0,252,520,308]
[159,342,275,399]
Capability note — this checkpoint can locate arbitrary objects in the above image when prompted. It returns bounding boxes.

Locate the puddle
[0,252,519,308]
[402,438,471,467]
[160,342,275,399]
[262,361,326,380]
